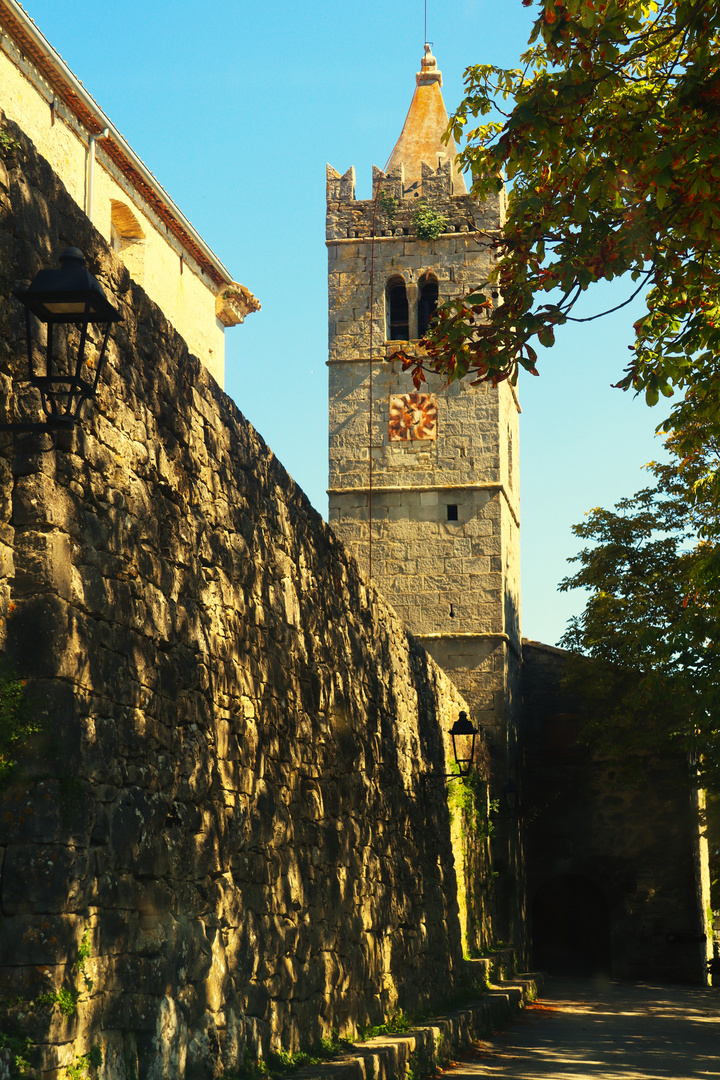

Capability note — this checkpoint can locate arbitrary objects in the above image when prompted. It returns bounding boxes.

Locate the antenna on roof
[425,0,427,47]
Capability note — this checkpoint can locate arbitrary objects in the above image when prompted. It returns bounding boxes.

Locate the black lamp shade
[11,247,122,429]
[449,710,477,777]
[14,247,120,324]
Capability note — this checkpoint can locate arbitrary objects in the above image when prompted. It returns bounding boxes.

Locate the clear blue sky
[21,0,669,645]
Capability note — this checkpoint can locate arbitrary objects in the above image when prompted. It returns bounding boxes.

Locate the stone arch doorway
[531,874,612,976]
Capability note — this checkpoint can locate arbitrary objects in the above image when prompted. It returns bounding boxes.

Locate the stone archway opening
[531,873,612,976]
[110,199,145,285]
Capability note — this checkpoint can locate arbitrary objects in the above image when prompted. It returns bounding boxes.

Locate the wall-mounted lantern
[502,777,519,816]
[424,710,479,785]
[449,710,478,779]
[2,247,122,432]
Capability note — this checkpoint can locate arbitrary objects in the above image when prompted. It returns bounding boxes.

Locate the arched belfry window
[418,274,439,338]
[387,277,409,341]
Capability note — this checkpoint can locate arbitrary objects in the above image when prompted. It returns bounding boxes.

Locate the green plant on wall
[379,190,399,222]
[231,1033,355,1080]
[74,928,93,992]
[357,1011,413,1041]
[0,925,96,1077]
[447,759,499,958]
[66,1047,102,1080]
[0,129,20,162]
[450,767,496,841]
[0,660,38,785]
[413,204,447,241]
[0,1029,36,1079]
[34,988,80,1018]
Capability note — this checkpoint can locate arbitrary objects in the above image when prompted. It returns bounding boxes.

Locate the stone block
[101,992,162,1032]
[0,913,84,966]
[1,844,92,914]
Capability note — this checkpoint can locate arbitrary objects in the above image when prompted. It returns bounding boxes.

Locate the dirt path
[448,976,720,1079]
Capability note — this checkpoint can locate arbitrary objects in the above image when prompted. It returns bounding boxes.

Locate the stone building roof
[385,45,467,197]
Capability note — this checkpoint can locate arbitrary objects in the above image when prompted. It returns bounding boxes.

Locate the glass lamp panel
[451,730,476,774]
[42,300,89,315]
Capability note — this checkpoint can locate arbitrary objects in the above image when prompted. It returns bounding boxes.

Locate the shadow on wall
[531,873,612,977]
[504,581,520,655]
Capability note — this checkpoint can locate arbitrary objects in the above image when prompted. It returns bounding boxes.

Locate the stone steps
[292,972,543,1080]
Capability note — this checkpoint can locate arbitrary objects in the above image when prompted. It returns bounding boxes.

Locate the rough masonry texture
[0,114,482,1080]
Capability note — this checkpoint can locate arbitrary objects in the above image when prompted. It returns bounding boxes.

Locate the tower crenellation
[326,163,503,239]
[326,161,505,374]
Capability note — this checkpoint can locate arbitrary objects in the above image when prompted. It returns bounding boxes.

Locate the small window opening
[387,278,409,340]
[110,200,145,284]
[450,603,455,619]
[447,504,458,521]
[418,276,439,337]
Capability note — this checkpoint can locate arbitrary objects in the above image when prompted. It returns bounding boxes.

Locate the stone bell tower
[326,46,522,819]
[327,42,524,946]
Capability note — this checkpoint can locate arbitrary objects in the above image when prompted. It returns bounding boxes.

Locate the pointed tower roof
[385,45,467,196]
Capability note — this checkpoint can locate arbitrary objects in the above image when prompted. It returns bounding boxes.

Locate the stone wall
[0,115,480,1080]
[521,639,711,983]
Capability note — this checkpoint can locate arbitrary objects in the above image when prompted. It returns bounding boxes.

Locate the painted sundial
[388,393,438,441]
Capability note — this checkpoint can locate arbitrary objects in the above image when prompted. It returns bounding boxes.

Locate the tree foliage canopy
[559,426,720,790]
[404,0,720,449]
[405,0,720,789]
